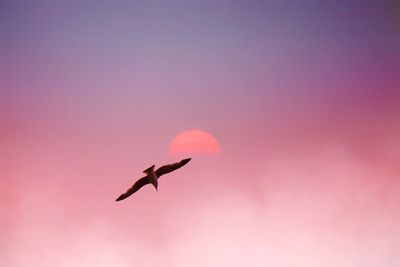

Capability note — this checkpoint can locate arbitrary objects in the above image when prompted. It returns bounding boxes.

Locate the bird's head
[143,164,156,174]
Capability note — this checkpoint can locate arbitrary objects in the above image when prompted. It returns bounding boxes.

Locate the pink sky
[1,1,400,266]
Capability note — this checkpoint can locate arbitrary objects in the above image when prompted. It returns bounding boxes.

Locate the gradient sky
[1,1,400,266]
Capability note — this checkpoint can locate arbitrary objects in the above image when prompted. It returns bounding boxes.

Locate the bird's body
[143,165,158,190]
[115,158,191,201]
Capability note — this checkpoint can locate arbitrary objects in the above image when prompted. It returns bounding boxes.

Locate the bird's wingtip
[182,158,191,163]
[115,195,124,201]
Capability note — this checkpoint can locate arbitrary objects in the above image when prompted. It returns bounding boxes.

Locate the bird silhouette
[115,158,191,201]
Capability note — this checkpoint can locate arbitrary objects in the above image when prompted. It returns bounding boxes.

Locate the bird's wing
[115,176,149,201]
[155,158,191,177]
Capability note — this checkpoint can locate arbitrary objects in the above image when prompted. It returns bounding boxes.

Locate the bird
[115,158,191,201]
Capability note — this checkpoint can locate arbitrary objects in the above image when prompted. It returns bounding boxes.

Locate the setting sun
[169,130,220,155]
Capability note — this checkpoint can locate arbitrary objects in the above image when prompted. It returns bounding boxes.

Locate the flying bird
[115,158,191,201]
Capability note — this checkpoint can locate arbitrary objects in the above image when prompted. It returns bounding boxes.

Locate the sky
[1,0,400,266]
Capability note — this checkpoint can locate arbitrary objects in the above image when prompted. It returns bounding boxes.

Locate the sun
[169,130,220,155]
